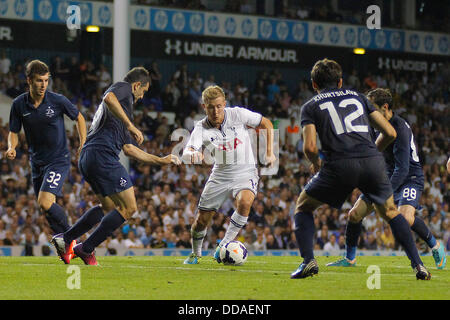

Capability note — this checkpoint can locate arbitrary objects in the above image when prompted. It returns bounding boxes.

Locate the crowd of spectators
[0,51,449,258]
[134,0,450,33]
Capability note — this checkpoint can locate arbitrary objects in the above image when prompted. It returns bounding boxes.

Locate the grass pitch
[0,255,448,300]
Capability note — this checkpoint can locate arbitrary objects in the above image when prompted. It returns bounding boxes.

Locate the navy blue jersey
[9,91,79,166]
[300,88,379,161]
[83,81,134,159]
[383,113,424,192]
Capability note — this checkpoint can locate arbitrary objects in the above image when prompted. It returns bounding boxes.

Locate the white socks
[191,229,207,256]
[219,211,248,247]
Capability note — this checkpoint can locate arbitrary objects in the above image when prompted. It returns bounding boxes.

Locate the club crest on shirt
[45,106,55,118]
[119,177,127,187]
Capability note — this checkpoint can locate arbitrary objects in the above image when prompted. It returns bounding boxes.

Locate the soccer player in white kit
[182,85,276,264]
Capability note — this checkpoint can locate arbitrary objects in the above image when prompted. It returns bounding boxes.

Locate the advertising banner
[0,0,447,56]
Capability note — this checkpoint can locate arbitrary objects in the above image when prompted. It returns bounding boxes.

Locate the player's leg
[37,191,70,234]
[36,160,72,234]
[35,162,75,262]
[327,195,373,267]
[360,156,430,279]
[184,209,216,264]
[396,183,445,269]
[62,195,112,245]
[69,187,137,266]
[219,189,255,246]
[214,189,256,262]
[399,202,446,269]
[400,203,438,246]
[53,149,105,262]
[53,195,109,264]
[294,190,323,262]
[53,195,110,264]
[373,197,430,279]
[184,177,230,264]
[80,187,136,253]
[291,160,355,279]
[290,190,322,279]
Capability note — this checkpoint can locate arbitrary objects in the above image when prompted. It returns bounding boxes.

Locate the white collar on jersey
[206,108,228,134]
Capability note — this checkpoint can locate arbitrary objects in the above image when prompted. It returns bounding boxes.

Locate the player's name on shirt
[313,89,359,102]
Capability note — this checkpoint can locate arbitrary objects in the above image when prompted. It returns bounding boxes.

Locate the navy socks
[45,203,70,234]
[388,215,423,268]
[294,212,315,263]
[82,209,126,253]
[345,221,362,261]
[411,217,437,249]
[64,205,104,244]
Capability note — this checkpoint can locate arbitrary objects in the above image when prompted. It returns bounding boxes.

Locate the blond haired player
[182,86,276,264]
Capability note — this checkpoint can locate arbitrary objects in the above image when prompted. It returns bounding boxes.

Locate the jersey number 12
[319,98,368,135]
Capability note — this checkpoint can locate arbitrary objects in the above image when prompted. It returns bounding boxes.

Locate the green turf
[0,256,448,300]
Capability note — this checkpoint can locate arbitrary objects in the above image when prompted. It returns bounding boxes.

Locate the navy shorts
[305,155,393,209]
[361,175,424,209]
[394,177,424,208]
[78,147,133,197]
[31,155,71,197]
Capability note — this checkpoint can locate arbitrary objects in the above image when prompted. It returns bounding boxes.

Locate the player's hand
[265,152,277,168]
[5,148,16,160]
[191,151,204,164]
[164,154,181,166]
[310,159,322,174]
[127,124,144,145]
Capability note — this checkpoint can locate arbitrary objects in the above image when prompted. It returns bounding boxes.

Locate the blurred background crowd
[0,49,449,256]
[134,0,450,32]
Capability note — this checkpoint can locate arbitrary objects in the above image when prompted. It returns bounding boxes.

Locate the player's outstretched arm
[369,110,397,152]
[75,113,87,158]
[302,124,321,174]
[181,147,204,165]
[104,92,144,145]
[123,143,181,166]
[6,132,18,160]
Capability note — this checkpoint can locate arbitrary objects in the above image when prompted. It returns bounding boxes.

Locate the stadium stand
[0,48,448,256]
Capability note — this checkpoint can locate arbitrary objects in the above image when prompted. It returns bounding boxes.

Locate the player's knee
[116,203,137,220]
[100,203,115,213]
[296,200,315,213]
[37,197,53,212]
[398,210,415,226]
[378,205,397,221]
[237,201,252,216]
[195,210,214,230]
[125,203,137,218]
[294,191,318,213]
[193,219,206,231]
[348,209,362,223]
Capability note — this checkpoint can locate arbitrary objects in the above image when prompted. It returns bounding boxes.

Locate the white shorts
[198,174,259,212]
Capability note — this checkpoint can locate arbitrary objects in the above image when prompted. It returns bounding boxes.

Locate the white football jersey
[184,107,263,177]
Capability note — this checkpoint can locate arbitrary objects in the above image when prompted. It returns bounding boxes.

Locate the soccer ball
[219,240,248,266]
